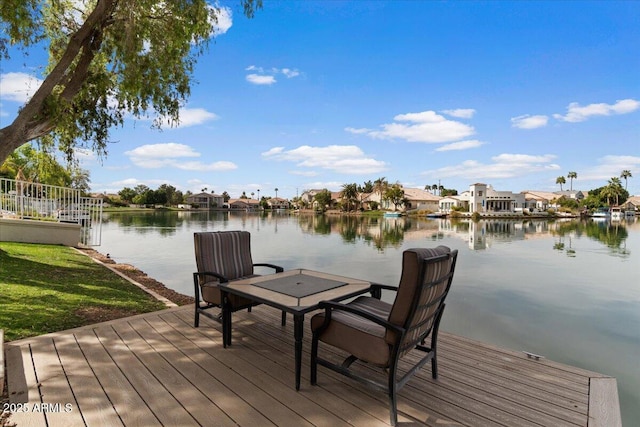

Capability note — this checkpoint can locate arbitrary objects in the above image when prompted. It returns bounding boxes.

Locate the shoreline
[76,247,195,306]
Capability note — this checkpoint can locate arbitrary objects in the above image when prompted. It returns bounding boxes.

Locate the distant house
[300,189,335,210]
[360,186,440,212]
[227,198,260,210]
[554,190,585,201]
[401,188,441,212]
[622,196,640,213]
[457,183,526,213]
[267,197,290,210]
[439,196,468,213]
[521,191,560,211]
[299,189,324,209]
[186,192,224,209]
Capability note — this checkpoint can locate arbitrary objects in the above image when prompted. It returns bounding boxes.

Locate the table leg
[221,293,231,348]
[294,314,304,391]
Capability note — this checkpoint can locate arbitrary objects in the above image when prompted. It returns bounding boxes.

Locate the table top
[221,269,372,314]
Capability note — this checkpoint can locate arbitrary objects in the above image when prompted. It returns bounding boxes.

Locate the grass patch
[0,242,167,341]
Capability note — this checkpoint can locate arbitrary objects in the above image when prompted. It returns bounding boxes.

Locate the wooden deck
[4,305,621,426]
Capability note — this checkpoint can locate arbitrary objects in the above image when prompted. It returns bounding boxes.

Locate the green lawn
[0,242,167,341]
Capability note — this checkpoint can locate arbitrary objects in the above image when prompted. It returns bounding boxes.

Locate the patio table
[220,269,372,390]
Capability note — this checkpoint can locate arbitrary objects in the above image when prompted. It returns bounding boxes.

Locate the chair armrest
[317,300,404,335]
[253,263,284,273]
[193,271,229,283]
[370,283,398,299]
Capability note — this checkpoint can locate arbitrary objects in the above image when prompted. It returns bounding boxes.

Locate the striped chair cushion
[389,247,453,356]
[194,231,255,282]
[194,231,256,306]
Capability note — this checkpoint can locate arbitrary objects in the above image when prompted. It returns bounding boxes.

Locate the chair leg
[388,378,398,426]
[431,355,438,379]
[281,311,287,326]
[310,334,318,385]
[387,361,399,426]
[194,306,200,328]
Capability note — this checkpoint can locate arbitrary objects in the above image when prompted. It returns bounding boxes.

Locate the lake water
[97,210,640,424]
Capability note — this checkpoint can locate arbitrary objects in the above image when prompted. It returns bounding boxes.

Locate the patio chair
[310,246,458,426]
[193,230,285,329]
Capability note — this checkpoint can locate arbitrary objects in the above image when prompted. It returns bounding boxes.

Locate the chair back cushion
[194,231,254,283]
[387,246,457,355]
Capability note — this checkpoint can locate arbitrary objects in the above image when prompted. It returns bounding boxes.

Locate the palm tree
[373,177,388,207]
[620,170,632,190]
[556,176,566,191]
[384,183,405,211]
[340,183,359,211]
[567,171,577,191]
[607,177,624,206]
[275,188,279,199]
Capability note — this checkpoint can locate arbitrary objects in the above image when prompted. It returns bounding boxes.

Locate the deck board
[4,305,620,427]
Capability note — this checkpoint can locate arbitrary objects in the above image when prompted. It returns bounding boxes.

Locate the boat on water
[591,207,611,218]
[383,211,401,217]
[611,207,623,221]
[426,212,447,218]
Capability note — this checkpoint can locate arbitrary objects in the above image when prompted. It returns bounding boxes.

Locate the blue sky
[1,1,639,199]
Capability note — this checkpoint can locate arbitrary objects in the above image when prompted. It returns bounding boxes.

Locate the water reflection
[296,214,412,250]
[103,211,635,257]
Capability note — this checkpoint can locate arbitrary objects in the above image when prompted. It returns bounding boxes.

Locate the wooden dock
[4,305,621,426]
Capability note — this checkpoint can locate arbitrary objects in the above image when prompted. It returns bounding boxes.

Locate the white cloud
[125,143,200,159]
[262,145,387,174]
[441,108,476,119]
[553,99,640,122]
[435,140,485,152]
[177,107,219,127]
[423,153,559,180]
[174,160,237,171]
[511,114,549,129]
[290,170,319,177]
[0,72,43,103]
[344,127,372,135]
[246,74,277,85]
[125,142,237,171]
[210,6,233,36]
[134,105,218,127]
[245,66,301,85]
[281,68,300,78]
[262,147,284,156]
[349,110,475,143]
[577,155,640,182]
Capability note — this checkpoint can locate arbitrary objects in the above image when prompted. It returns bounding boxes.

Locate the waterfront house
[554,190,585,201]
[521,191,560,211]
[299,189,325,209]
[362,186,440,212]
[186,192,224,209]
[401,187,441,212]
[439,195,468,213]
[267,197,290,210]
[621,197,638,214]
[227,198,261,210]
[458,183,526,214]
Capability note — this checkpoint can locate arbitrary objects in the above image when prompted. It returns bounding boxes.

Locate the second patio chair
[310,246,458,426]
[193,230,285,329]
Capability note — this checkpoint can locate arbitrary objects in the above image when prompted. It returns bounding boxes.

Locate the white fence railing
[0,177,102,246]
